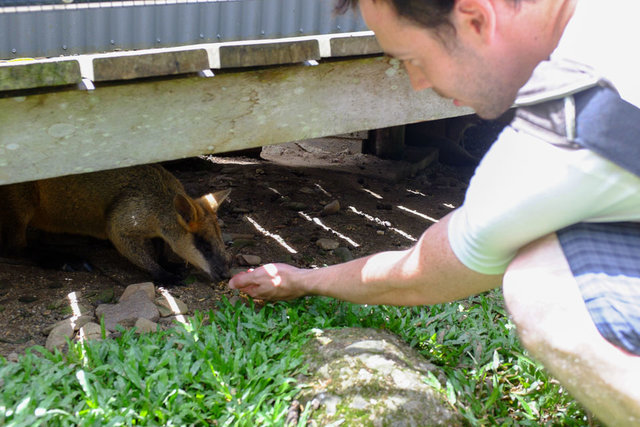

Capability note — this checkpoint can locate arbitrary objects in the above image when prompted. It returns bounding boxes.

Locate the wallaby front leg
[107,232,182,285]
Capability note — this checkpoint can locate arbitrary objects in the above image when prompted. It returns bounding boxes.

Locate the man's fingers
[229,269,257,289]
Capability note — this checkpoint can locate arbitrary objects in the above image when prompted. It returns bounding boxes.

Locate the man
[230,0,640,422]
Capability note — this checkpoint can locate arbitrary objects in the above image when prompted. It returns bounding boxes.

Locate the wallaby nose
[209,256,231,281]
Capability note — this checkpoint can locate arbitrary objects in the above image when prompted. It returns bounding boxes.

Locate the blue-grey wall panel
[0,0,368,59]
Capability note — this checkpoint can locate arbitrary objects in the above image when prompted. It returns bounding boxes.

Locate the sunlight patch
[299,211,360,247]
[158,288,188,325]
[314,183,332,197]
[200,155,260,165]
[245,216,298,254]
[348,206,417,242]
[406,189,427,197]
[361,187,383,199]
[397,205,439,223]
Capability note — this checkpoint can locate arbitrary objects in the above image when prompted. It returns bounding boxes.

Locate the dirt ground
[0,118,502,358]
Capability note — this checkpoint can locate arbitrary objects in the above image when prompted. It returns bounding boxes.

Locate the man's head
[335,0,457,35]
[337,0,571,119]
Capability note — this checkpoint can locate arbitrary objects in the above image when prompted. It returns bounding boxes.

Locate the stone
[43,315,94,335]
[299,187,315,195]
[155,295,189,317]
[134,318,159,334]
[316,238,340,251]
[232,239,257,250]
[94,288,116,304]
[320,199,341,216]
[283,201,308,211]
[334,247,354,262]
[78,322,107,341]
[18,295,38,303]
[297,328,462,426]
[120,282,156,302]
[60,302,94,317]
[96,290,160,332]
[46,322,75,352]
[235,254,262,266]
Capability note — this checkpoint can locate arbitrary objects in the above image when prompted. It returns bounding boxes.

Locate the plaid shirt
[558,222,640,355]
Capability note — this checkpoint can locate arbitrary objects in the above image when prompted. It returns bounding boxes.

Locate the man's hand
[229,263,308,301]
[228,212,501,305]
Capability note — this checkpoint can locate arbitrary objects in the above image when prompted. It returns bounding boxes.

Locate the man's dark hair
[334,0,456,32]
[335,0,526,35]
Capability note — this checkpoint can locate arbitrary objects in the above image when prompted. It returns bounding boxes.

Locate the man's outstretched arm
[229,211,502,305]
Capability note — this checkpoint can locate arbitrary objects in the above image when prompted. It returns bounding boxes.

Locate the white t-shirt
[447,0,640,275]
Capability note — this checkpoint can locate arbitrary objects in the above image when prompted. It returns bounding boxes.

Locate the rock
[320,200,341,216]
[297,328,462,426]
[155,295,189,317]
[78,322,107,341]
[134,318,159,334]
[93,288,116,304]
[18,295,38,303]
[228,233,256,240]
[235,254,262,266]
[46,322,75,352]
[283,201,308,211]
[316,238,340,251]
[334,247,354,262]
[299,187,315,195]
[96,290,160,332]
[120,282,155,302]
[43,315,94,335]
[232,239,257,249]
[7,352,19,363]
[62,302,94,317]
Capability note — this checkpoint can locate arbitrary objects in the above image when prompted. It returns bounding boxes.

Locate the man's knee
[503,233,640,425]
[502,234,585,353]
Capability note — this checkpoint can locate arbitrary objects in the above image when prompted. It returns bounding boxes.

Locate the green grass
[0,291,591,426]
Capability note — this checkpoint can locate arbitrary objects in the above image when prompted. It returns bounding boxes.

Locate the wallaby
[0,164,231,284]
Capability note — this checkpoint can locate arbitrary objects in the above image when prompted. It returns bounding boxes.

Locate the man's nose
[404,62,432,91]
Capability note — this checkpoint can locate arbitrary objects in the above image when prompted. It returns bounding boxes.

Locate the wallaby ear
[200,189,231,212]
[174,194,199,230]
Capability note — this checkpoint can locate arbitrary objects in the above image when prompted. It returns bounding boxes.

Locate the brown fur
[0,165,231,284]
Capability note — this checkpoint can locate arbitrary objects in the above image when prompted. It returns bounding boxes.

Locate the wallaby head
[171,188,232,282]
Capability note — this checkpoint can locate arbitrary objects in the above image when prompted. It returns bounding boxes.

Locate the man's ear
[452,0,497,45]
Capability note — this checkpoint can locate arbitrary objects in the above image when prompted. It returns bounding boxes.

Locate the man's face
[359,0,522,119]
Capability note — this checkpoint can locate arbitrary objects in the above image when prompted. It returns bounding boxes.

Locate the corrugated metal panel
[0,0,368,59]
